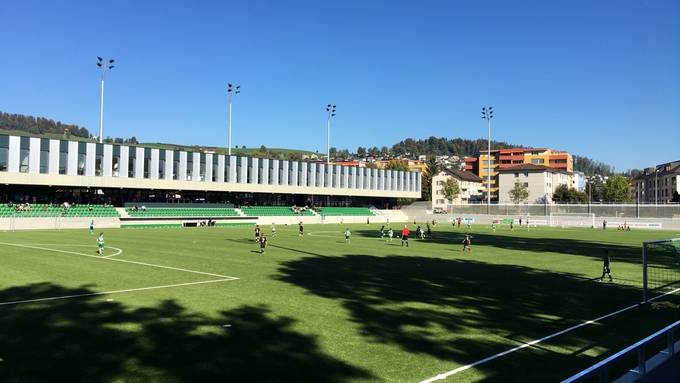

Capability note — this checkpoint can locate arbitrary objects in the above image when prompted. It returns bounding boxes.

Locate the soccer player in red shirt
[401,225,410,247]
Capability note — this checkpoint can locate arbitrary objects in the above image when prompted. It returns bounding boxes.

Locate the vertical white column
[48,139,60,174]
[192,153,201,181]
[164,150,174,180]
[28,137,40,174]
[271,159,279,185]
[150,148,160,180]
[399,171,405,191]
[291,161,299,186]
[103,144,113,177]
[333,165,341,188]
[217,154,225,182]
[342,166,349,188]
[349,166,356,188]
[378,169,386,190]
[135,147,145,179]
[85,143,96,176]
[205,153,213,182]
[300,162,308,186]
[228,155,236,182]
[178,151,187,181]
[237,156,247,183]
[67,141,78,175]
[308,163,316,187]
[7,136,20,173]
[281,160,289,185]
[260,158,269,185]
[357,167,364,189]
[250,157,259,184]
[318,163,325,187]
[119,146,129,178]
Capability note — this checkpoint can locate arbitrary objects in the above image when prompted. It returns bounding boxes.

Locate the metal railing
[562,319,680,383]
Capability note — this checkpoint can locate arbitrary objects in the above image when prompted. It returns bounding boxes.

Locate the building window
[143,148,151,178]
[173,152,180,180]
[128,148,136,178]
[159,150,166,179]
[95,144,104,176]
[212,155,219,181]
[187,154,194,181]
[59,141,68,174]
[531,159,544,165]
[77,142,86,175]
[0,135,8,171]
[19,137,30,173]
[40,138,49,174]
[112,145,120,177]
[200,153,206,181]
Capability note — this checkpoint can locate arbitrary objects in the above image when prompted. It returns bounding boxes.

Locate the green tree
[421,157,441,202]
[552,184,588,203]
[384,160,410,172]
[357,147,366,157]
[443,178,460,202]
[508,181,529,204]
[602,175,632,202]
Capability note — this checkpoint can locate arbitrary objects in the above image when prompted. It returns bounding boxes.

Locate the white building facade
[498,164,573,204]
[0,134,421,199]
[431,169,483,209]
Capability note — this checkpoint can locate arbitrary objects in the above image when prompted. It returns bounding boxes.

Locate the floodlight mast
[227,83,241,155]
[481,106,494,211]
[326,104,337,166]
[96,57,115,144]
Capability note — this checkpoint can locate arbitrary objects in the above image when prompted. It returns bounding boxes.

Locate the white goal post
[548,213,595,228]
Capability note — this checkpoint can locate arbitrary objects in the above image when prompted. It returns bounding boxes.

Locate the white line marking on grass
[22,243,123,258]
[0,278,233,306]
[420,287,680,383]
[0,242,239,280]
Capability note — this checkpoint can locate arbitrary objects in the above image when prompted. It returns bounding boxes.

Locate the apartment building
[497,164,573,204]
[631,161,680,203]
[465,148,573,200]
[431,169,483,209]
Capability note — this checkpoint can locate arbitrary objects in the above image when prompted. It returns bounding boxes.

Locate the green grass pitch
[1,224,679,382]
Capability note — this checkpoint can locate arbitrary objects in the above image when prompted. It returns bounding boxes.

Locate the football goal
[548,212,595,228]
[643,238,680,303]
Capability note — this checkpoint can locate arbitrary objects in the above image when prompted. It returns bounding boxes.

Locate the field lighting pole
[96,57,115,144]
[481,106,494,213]
[227,83,241,155]
[326,104,336,166]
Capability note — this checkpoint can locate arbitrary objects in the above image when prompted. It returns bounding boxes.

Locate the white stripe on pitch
[420,287,680,383]
[0,242,239,280]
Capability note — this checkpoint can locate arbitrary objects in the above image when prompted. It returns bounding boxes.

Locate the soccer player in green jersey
[89,220,94,235]
[96,232,105,255]
[344,228,351,244]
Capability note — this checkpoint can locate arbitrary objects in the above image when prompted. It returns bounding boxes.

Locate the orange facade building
[465,148,573,200]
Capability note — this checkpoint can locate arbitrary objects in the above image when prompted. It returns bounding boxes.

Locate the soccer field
[1,224,679,382]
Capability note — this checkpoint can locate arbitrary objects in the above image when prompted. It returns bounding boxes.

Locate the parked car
[433,207,447,214]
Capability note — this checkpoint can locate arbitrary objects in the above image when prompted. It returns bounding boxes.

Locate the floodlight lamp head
[97,56,103,62]
[97,63,102,67]
[109,59,115,63]
[108,65,114,69]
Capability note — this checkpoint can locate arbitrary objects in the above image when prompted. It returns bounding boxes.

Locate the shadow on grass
[353,228,646,267]
[276,253,663,381]
[0,283,371,383]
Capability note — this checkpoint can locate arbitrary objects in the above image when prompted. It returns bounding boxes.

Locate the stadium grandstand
[0,133,419,229]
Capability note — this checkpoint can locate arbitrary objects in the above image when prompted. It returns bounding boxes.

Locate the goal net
[548,213,595,228]
[643,238,680,302]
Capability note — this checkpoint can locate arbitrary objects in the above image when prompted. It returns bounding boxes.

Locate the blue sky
[1,0,678,171]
